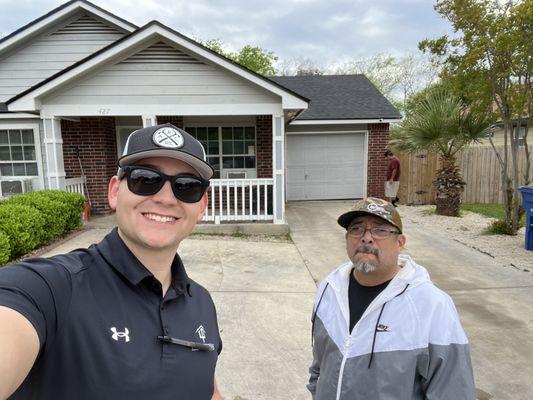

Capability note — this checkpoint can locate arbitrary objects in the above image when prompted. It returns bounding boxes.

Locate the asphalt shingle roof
[270,75,402,120]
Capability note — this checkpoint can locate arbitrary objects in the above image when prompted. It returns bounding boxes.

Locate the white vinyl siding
[43,41,279,107]
[0,13,126,102]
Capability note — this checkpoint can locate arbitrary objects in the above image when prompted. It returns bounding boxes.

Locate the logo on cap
[153,127,184,149]
[367,203,387,214]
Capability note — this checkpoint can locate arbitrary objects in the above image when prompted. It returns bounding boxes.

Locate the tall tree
[419,0,532,234]
[202,39,278,76]
[335,53,439,110]
[391,86,489,216]
[277,57,325,76]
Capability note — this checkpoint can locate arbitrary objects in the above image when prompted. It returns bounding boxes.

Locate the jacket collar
[325,254,430,320]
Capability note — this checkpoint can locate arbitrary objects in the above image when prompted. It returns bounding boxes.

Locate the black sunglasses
[119,166,209,203]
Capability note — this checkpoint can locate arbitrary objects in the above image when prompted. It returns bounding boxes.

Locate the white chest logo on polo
[110,327,130,342]
[196,325,207,343]
[153,127,184,148]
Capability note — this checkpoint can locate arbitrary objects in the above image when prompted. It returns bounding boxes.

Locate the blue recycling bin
[518,185,533,251]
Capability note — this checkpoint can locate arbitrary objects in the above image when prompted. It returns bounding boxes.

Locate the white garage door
[286,133,366,201]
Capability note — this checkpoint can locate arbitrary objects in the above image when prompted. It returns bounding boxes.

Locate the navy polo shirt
[0,228,222,400]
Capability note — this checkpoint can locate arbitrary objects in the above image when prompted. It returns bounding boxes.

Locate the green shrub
[7,192,69,242]
[0,204,45,257]
[0,230,11,265]
[486,219,514,235]
[35,190,85,231]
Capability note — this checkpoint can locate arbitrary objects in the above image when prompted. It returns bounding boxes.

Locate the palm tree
[391,87,490,216]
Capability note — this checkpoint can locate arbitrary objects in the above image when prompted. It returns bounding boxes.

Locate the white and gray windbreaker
[308,254,475,400]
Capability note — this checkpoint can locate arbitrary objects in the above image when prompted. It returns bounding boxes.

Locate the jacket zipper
[331,278,408,400]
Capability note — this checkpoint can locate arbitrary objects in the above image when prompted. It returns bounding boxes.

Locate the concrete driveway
[40,201,533,399]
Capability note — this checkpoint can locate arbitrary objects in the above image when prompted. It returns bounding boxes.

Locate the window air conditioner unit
[226,171,247,179]
[0,179,32,197]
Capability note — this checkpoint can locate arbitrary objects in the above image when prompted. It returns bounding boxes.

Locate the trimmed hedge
[0,203,45,258]
[8,192,69,242]
[29,190,86,231]
[0,230,10,265]
[0,190,85,265]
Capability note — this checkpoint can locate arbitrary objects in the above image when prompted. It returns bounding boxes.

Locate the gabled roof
[271,75,402,121]
[0,0,137,56]
[6,20,308,112]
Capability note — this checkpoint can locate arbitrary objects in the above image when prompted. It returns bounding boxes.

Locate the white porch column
[272,114,285,224]
[42,117,66,190]
[142,115,157,127]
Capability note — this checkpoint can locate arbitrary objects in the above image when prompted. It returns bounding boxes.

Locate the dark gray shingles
[270,75,401,120]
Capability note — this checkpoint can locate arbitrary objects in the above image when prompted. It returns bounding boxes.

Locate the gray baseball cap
[118,123,214,180]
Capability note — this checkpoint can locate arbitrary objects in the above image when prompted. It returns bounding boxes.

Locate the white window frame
[184,124,257,179]
[0,123,43,182]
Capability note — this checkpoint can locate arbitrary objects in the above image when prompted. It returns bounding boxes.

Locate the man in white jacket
[308,197,475,400]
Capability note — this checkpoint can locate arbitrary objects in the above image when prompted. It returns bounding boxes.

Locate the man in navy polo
[0,124,223,399]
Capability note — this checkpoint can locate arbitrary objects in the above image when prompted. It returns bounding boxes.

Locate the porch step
[194,222,289,236]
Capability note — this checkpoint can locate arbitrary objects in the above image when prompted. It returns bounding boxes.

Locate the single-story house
[471,119,529,147]
[0,0,401,224]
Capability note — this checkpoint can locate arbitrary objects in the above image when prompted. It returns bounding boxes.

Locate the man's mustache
[354,246,378,256]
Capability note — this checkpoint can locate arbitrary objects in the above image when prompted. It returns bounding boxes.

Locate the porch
[54,114,284,223]
[65,176,274,224]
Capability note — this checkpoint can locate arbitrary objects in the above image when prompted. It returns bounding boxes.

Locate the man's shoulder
[1,247,94,282]
[407,280,458,317]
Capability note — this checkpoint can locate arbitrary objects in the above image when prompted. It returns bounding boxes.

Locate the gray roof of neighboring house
[270,75,402,120]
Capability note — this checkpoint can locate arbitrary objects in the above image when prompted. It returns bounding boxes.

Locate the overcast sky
[0,0,453,70]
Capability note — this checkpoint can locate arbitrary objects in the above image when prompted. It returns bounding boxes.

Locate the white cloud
[0,0,454,69]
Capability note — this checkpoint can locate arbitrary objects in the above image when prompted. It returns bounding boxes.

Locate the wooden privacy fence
[397,145,533,205]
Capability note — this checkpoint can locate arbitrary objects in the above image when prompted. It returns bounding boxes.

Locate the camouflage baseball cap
[337,197,403,233]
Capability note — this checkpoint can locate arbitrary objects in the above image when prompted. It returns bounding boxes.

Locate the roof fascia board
[9,23,308,112]
[0,112,40,119]
[289,118,401,125]
[0,1,136,55]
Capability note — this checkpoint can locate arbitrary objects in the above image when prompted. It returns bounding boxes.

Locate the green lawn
[461,203,526,224]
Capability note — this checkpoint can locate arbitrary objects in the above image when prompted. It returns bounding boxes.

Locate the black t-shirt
[348,270,391,332]
[0,228,222,400]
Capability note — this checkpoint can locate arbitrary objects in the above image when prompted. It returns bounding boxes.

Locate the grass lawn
[461,203,526,225]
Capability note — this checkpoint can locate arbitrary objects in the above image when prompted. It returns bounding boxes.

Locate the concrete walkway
[40,201,533,399]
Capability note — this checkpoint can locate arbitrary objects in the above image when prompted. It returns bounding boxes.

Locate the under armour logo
[196,325,206,343]
[110,327,130,342]
[376,324,390,332]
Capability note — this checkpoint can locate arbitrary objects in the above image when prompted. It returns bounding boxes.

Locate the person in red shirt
[384,150,400,206]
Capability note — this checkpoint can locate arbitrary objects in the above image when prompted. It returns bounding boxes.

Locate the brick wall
[157,116,184,128]
[61,117,117,214]
[256,115,272,178]
[367,123,390,198]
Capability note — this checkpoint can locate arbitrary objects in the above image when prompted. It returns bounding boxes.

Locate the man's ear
[197,193,208,222]
[108,176,120,210]
[397,233,406,250]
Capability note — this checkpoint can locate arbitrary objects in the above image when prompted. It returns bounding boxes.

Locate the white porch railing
[203,178,274,223]
[65,177,85,196]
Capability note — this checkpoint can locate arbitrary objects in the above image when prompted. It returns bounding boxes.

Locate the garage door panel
[287,167,306,183]
[287,133,365,201]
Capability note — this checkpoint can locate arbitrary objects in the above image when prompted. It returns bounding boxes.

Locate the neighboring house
[471,119,530,147]
[0,0,401,224]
